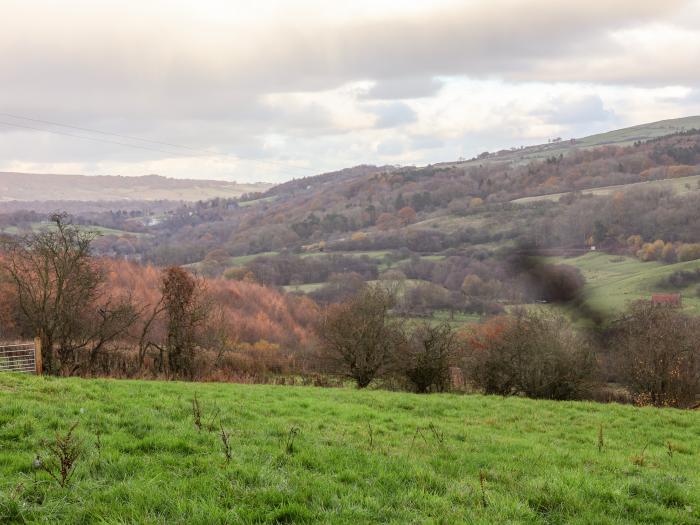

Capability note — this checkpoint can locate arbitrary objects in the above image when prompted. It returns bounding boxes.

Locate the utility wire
[0,119,203,157]
[0,112,316,175]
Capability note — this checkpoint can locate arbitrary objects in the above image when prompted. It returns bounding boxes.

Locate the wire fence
[0,342,38,374]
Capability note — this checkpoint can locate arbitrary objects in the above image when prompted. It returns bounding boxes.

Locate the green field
[0,222,146,238]
[550,252,700,317]
[283,278,429,295]
[402,310,482,327]
[2,375,700,524]
[237,196,278,208]
[512,174,700,204]
[282,282,326,293]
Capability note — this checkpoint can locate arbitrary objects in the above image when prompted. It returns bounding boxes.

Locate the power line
[0,119,203,157]
[0,112,317,175]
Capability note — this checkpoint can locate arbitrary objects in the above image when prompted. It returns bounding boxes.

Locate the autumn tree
[678,243,700,262]
[317,285,403,388]
[376,213,400,231]
[160,266,209,378]
[0,273,19,341]
[397,206,417,225]
[0,214,136,374]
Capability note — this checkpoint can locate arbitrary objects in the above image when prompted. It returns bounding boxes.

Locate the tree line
[317,284,700,408]
[1,214,699,409]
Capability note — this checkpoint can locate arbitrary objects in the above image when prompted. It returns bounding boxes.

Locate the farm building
[651,293,682,307]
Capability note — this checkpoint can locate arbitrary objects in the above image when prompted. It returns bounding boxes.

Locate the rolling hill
[4,117,700,324]
[0,172,272,202]
[441,115,700,169]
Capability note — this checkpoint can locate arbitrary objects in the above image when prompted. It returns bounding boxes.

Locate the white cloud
[0,0,699,181]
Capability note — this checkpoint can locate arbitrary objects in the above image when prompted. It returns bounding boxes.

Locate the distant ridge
[0,172,272,202]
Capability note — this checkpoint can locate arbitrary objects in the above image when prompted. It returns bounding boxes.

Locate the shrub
[611,301,700,408]
[678,243,700,262]
[317,285,404,388]
[400,323,460,393]
[466,310,595,400]
[663,268,700,289]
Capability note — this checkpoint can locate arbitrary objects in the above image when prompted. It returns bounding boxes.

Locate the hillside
[442,115,700,169]
[0,172,272,202]
[89,123,696,321]
[4,119,700,324]
[550,252,700,318]
[1,374,699,523]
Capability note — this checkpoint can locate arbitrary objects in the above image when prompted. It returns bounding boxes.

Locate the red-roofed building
[651,293,682,307]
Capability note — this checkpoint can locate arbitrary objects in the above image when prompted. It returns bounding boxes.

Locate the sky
[1,0,700,183]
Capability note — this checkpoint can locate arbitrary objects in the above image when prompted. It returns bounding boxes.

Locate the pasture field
[0,222,146,238]
[512,174,700,204]
[237,196,278,208]
[550,252,700,317]
[1,374,700,523]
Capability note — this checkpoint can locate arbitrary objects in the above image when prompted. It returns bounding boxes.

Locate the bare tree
[0,213,136,374]
[612,300,700,408]
[401,322,460,393]
[136,296,166,368]
[467,309,595,400]
[317,285,403,388]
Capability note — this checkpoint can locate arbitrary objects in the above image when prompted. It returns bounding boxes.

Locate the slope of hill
[442,115,700,168]
[550,252,700,317]
[0,172,272,202]
[4,118,700,324]
[512,173,700,204]
[2,374,699,523]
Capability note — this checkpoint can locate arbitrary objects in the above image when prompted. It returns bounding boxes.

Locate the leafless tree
[401,322,460,393]
[317,284,403,388]
[0,213,136,374]
[467,309,595,400]
[612,300,700,408]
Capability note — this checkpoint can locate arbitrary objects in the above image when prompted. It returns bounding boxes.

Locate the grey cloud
[0,0,696,181]
[252,1,690,87]
[0,0,691,119]
[684,89,700,103]
[370,102,417,128]
[534,95,615,125]
[376,138,406,156]
[363,77,444,99]
[410,135,445,151]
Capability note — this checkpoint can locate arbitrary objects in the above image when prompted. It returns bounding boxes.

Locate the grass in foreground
[1,374,699,524]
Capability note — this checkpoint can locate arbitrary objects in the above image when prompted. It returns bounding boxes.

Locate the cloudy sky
[1,0,700,182]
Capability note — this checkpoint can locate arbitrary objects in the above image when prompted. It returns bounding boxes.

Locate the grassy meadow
[512,174,700,204]
[551,252,700,317]
[0,222,147,238]
[1,374,700,524]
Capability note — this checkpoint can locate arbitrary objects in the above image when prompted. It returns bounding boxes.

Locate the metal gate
[0,340,41,374]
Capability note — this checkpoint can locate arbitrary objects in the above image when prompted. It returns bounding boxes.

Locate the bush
[400,323,460,393]
[663,268,700,289]
[611,301,700,408]
[466,310,596,400]
[317,285,404,388]
[678,244,700,262]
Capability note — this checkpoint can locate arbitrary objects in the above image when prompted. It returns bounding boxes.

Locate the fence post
[34,337,43,375]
